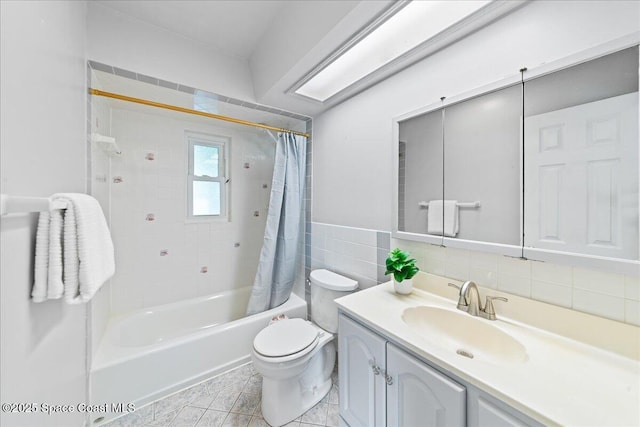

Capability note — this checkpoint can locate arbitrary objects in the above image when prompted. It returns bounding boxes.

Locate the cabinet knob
[369,360,381,375]
[385,374,393,385]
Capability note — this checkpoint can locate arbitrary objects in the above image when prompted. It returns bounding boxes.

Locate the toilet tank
[310,269,358,333]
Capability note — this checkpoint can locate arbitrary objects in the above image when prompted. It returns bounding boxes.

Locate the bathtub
[90,286,306,420]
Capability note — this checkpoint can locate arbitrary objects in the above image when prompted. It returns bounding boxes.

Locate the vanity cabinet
[386,343,466,426]
[339,314,465,427]
[467,388,543,427]
[338,312,387,427]
[339,313,542,427]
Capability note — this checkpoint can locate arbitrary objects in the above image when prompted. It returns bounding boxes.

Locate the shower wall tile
[88,61,312,123]
[113,66,137,80]
[104,105,290,316]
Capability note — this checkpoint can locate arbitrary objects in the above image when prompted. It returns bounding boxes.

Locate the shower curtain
[246,132,307,315]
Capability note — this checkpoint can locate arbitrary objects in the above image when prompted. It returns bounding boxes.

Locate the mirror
[443,85,522,246]
[398,109,443,237]
[524,46,639,261]
[395,44,639,266]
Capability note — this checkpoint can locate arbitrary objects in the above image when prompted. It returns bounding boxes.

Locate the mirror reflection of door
[524,46,639,261]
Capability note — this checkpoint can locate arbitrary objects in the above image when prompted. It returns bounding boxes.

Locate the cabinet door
[468,388,544,427]
[339,314,387,427]
[386,343,465,427]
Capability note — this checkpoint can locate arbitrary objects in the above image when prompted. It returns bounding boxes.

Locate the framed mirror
[393,36,639,273]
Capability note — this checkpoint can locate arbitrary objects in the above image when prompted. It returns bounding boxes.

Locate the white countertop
[336,273,640,427]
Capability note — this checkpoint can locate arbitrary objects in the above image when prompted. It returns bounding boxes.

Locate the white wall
[0,1,88,426]
[86,2,255,102]
[313,0,640,230]
[107,106,275,314]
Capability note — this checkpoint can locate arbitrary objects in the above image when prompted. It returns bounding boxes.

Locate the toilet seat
[253,319,319,360]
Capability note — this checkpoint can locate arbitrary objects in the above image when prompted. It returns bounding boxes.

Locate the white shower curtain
[246,132,307,315]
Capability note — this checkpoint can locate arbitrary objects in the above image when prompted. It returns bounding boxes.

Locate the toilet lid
[253,318,319,358]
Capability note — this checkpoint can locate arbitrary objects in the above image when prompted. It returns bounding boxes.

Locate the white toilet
[251,269,358,427]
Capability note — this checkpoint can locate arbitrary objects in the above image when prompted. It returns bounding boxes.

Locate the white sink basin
[402,306,528,364]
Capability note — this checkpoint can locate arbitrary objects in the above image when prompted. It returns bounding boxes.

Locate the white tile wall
[310,223,390,289]
[391,238,640,326]
[106,107,280,315]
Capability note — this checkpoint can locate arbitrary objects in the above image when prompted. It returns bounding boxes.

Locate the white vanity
[336,273,639,427]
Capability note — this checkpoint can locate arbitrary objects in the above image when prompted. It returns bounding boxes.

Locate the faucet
[457,281,482,316]
[448,281,508,320]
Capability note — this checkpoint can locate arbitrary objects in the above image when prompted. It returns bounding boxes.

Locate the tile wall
[309,223,391,290]
[307,219,638,325]
[106,107,276,315]
[88,61,310,123]
[397,141,406,231]
[88,62,311,318]
[393,238,640,326]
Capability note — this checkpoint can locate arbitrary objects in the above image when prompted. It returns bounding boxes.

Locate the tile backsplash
[392,238,639,326]
[307,221,639,326]
[309,222,390,290]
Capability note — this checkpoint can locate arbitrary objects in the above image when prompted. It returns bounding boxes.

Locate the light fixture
[293,0,492,102]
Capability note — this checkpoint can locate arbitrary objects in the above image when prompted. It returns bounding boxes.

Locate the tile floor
[102,362,340,427]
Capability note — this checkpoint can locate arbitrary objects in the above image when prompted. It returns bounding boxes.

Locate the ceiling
[93,1,288,60]
[90,1,524,117]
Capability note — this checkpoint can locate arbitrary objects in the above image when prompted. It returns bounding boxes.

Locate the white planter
[393,278,413,295]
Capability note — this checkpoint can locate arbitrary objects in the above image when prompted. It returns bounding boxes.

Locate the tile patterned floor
[102,362,340,427]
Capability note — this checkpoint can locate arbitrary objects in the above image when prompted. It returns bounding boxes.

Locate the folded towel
[47,209,64,299]
[32,213,52,302]
[427,200,459,237]
[32,193,115,303]
[443,200,459,237]
[427,200,444,235]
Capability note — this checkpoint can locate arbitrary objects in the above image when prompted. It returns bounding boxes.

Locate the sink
[402,306,528,363]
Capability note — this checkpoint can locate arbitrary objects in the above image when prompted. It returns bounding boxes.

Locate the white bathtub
[91,286,306,419]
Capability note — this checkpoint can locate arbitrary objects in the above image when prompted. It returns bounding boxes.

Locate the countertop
[335,272,640,426]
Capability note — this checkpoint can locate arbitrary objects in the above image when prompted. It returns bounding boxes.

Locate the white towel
[32,193,115,303]
[47,209,64,299]
[427,200,459,237]
[32,213,52,302]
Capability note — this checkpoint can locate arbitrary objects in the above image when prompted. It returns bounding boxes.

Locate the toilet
[251,269,358,427]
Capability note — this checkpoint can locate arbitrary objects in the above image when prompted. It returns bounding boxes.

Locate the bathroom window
[187,133,229,220]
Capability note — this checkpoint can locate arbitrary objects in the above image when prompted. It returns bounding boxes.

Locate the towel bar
[0,194,68,216]
[418,201,480,209]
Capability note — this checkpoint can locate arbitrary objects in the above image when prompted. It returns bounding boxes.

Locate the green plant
[385,248,419,282]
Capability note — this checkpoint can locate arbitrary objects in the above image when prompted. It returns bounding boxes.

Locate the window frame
[186,132,229,222]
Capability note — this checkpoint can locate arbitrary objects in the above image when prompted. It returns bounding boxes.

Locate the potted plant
[385,248,419,294]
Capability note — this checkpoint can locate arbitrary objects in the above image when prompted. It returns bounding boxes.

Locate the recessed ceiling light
[294,0,492,102]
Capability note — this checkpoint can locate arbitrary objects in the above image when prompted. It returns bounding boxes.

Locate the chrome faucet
[448,281,508,320]
[457,281,482,316]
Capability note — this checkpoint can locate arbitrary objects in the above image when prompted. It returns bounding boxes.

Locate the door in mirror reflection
[524,46,639,260]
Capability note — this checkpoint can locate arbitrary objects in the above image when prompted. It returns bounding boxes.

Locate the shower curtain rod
[89,89,310,138]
